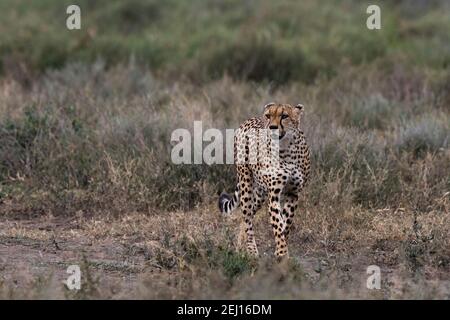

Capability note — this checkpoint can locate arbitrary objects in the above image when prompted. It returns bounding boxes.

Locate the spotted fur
[219,103,311,259]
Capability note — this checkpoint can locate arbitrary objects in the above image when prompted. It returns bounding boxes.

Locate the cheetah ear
[294,104,305,117]
[294,103,304,112]
[293,104,305,127]
[263,102,275,110]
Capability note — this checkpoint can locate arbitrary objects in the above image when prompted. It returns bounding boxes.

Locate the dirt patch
[0,206,448,299]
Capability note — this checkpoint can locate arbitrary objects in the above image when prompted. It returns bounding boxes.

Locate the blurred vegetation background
[1,0,449,83]
[0,0,448,213]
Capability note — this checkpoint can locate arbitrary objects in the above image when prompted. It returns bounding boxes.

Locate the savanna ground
[0,0,449,299]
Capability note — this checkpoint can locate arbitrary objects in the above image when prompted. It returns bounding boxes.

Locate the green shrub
[217,248,254,281]
[1,0,448,83]
[345,94,395,130]
[203,37,315,84]
[395,114,449,157]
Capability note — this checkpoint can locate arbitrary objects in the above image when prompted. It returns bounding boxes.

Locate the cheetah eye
[281,114,288,119]
[265,114,270,119]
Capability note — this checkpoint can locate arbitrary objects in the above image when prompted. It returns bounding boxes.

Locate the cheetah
[218,103,310,259]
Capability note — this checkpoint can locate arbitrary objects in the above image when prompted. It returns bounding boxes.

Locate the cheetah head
[262,102,304,139]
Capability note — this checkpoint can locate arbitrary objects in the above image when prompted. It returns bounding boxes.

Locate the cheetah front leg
[253,187,267,213]
[282,192,298,240]
[268,187,288,258]
[238,167,259,257]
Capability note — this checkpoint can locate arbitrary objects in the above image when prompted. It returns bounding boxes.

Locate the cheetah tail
[218,185,240,215]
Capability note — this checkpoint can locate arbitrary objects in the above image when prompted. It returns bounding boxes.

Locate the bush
[345,94,395,130]
[203,37,315,84]
[395,113,449,157]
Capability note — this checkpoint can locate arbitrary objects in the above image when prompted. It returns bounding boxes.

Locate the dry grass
[0,204,448,299]
[0,59,448,299]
